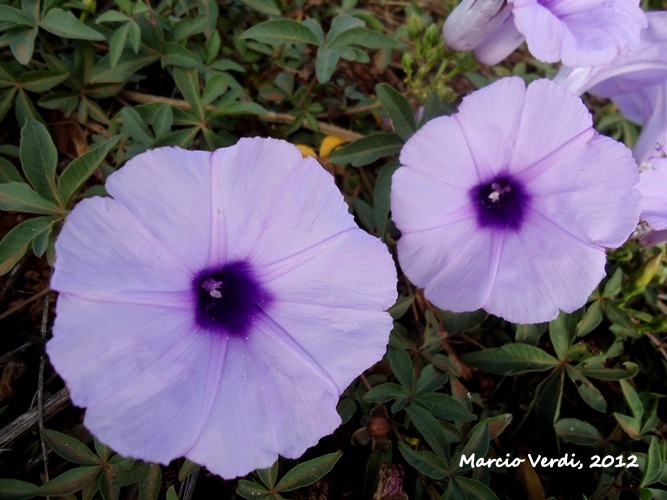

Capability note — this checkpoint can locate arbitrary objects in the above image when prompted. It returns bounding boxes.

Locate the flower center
[470,175,528,230]
[194,261,271,337]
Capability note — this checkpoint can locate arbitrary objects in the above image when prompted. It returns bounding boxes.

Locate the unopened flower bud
[443,0,512,51]
[407,15,423,39]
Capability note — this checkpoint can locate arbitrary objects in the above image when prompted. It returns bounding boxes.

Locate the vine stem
[120,91,364,142]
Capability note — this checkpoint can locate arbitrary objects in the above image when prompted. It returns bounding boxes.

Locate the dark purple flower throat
[194,261,271,336]
[470,175,529,230]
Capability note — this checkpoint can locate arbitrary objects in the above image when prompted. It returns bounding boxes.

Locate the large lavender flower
[47,138,397,479]
[444,0,647,67]
[391,77,640,324]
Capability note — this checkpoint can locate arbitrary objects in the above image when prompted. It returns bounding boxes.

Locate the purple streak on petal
[473,13,525,65]
[638,159,667,231]
[640,229,667,246]
[470,174,530,230]
[455,77,526,178]
[105,147,213,272]
[193,261,272,337]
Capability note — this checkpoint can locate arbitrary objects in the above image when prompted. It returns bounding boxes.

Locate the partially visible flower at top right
[443,0,648,67]
[637,157,667,246]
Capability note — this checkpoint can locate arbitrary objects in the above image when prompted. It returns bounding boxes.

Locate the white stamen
[488,182,511,203]
[209,290,222,299]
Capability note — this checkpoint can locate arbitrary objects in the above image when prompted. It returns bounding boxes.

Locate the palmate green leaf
[515,322,547,345]
[554,418,604,447]
[241,19,320,46]
[453,477,499,500]
[549,311,575,360]
[456,422,489,473]
[414,393,476,422]
[95,10,132,23]
[641,437,664,487]
[406,404,450,459]
[325,15,364,45]
[461,343,558,375]
[0,156,23,183]
[0,88,16,122]
[373,159,400,238]
[215,101,268,116]
[0,216,60,275]
[109,22,130,69]
[121,107,154,145]
[315,45,342,84]
[534,367,564,423]
[328,132,403,167]
[19,70,69,92]
[161,43,204,70]
[566,366,606,413]
[178,459,200,482]
[15,88,42,126]
[20,119,62,205]
[257,460,279,489]
[330,26,401,50]
[398,442,447,480]
[11,27,38,66]
[173,67,203,120]
[375,84,417,141]
[614,412,642,440]
[387,345,414,390]
[363,382,408,403]
[415,364,448,395]
[241,0,281,16]
[619,379,643,419]
[40,8,105,40]
[43,429,101,465]
[275,451,341,492]
[38,466,101,496]
[0,4,33,25]
[576,301,603,337]
[90,50,160,84]
[0,182,62,214]
[578,361,638,380]
[236,480,270,499]
[0,479,41,500]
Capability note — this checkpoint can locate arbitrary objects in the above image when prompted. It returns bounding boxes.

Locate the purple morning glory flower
[391,77,640,324]
[444,0,647,67]
[46,138,397,479]
[637,158,667,245]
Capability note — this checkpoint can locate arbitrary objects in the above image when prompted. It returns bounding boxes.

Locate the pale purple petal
[52,197,193,300]
[640,229,667,246]
[510,79,593,174]
[443,0,513,51]
[554,12,667,97]
[485,212,607,323]
[511,0,646,66]
[455,77,526,179]
[525,134,640,248]
[638,159,667,230]
[105,147,213,271]
[186,330,341,478]
[473,13,524,66]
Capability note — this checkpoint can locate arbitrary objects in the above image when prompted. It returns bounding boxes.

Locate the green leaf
[95,10,131,23]
[453,477,499,500]
[642,488,667,500]
[515,323,547,345]
[215,101,268,116]
[40,8,105,40]
[20,119,61,204]
[0,216,59,275]
[120,107,154,145]
[0,4,33,25]
[456,422,490,473]
[0,88,16,122]
[241,0,281,16]
[641,437,664,487]
[374,159,400,238]
[566,366,606,413]
[534,367,565,424]
[328,132,402,167]
[0,156,23,183]
[161,43,204,70]
[275,451,342,492]
[0,182,62,214]
[173,67,203,120]
[236,480,269,499]
[578,361,638,380]
[549,311,574,360]
[619,379,643,419]
[58,135,121,204]
[576,301,603,337]
[414,393,476,422]
[315,45,342,84]
[554,418,604,447]
[138,463,161,500]
[90,50,160,83]
[39,466,101,496]
[398,442,447,480]
[0,479,41,500]
[363,382,408,403]
[109,22,130,69]
[329,27,401,49]
[602,267,623,297]
[388,295,414,320]
[178,459,200,482]
[415,364,448,395]
[19,71,69,92]
[257,460,279,489]
[387,345,414,390]
[165,485,179,500]
[152,105,173,139]
[375,83,417,141]
[241,19,320,46]
[406,404,449,459]
[11,27,38,66]
[43,429,102,465]
[614,412,642,440]
[461,344,558,375]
